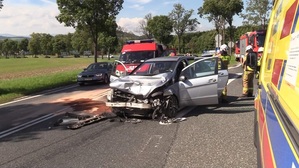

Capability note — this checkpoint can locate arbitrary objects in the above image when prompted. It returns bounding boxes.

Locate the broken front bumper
[106,102,152,109]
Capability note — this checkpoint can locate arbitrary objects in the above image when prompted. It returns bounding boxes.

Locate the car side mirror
[179,75,186,81]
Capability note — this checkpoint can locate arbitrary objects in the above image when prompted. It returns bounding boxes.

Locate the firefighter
[256,47,264,79]
[241,45,255,97]
[217,44,231,103]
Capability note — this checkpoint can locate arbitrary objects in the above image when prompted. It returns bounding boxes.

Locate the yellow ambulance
[254,0,299,167]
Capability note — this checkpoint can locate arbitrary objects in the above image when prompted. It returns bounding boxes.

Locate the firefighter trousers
[242,70,254,96]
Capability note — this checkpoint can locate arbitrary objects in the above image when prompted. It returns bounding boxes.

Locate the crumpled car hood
[109,73,171,97]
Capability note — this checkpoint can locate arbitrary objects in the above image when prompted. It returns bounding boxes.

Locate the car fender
[163,88,174,97]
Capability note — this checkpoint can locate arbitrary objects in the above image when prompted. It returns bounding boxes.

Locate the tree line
[0,0,272,59]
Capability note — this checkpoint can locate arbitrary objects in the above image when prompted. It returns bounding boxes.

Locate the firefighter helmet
[220,44,228,51]
[246,45,253,51]
[258,47,264,53]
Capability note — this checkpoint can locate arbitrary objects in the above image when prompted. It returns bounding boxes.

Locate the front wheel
[103,74,109,84]
[165,95,179,118]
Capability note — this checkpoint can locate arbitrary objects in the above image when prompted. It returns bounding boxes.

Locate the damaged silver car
[106,56,229,120]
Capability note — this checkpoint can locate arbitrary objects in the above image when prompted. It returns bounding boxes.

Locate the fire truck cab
[254,0,299,167]
[112,39,164,77]
[239,30,266,62]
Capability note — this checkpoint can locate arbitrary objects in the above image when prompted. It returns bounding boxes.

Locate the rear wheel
[165,95,179,118]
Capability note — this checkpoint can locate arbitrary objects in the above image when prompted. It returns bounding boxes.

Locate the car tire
[104,74,109,84]
[165,95,179,118]
[78,82,84,86]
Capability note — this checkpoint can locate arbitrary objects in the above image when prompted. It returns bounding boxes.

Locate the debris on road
[53,98,115,129]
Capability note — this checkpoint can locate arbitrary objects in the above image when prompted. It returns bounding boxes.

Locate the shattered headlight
[153,99,161,106]
[107,89,113,101]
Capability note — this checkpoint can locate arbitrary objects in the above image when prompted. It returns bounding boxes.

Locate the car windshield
[130,61,177,76]
[119,51,155,64]
[257,34,266,47]
[86,63,108,70]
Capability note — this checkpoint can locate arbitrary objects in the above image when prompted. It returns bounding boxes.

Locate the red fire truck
[236,30,266,61]
[112,39,165,77]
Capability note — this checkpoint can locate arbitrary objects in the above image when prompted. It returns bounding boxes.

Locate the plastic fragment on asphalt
[159,117,187,125]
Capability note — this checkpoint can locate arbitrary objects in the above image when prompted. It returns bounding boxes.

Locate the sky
[0,0,243,37]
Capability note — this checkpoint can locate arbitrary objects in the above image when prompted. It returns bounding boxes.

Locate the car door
[179,57,219,106]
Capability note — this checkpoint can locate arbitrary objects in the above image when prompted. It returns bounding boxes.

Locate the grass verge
[0,70,81,104]
[0,57,115,104]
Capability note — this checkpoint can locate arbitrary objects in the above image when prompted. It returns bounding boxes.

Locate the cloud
[129,4,144,11]
[0,2,75,36]
[163,1,176,5]
[117,17,144,35]
[128,0,152,4]
[40,0,56,5]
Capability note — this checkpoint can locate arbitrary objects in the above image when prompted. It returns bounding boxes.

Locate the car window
[181,57,217,79]
[131,61,176,76]
[87,64,96,70]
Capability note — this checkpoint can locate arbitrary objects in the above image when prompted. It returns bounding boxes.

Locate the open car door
[179,57,219,106]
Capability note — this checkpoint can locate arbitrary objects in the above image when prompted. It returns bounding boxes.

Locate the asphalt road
[0,64,257,168]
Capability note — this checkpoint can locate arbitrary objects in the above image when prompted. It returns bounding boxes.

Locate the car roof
[91,62,110,65]
[201,53,214,57]
[145,56,195,62]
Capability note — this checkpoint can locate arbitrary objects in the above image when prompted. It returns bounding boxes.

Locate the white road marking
[0,107,70,139]
[228,73,243,85]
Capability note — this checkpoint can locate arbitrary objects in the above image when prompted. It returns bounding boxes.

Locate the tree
[0,0,3,11]
[28,33,42,57]
[40,34,53,56]
[198,0,243,44]
[56,0,124,63]
[2,39,18,58]
[169,3,198,53]
[240,0,272,30]
[98,18,118,60]
[139,13,153,39]
[18,38,29,57]
[52,34,67,56]
[147,15,173,46]
[71,29,92,54]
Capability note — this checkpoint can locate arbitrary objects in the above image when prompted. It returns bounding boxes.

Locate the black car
[77,62,112,86]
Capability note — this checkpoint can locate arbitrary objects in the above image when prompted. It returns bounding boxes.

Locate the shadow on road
[184,95,255,118]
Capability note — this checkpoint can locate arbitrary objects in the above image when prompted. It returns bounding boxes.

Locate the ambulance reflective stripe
[259,85,299,167]
[271,59,283,88]
[291,2,299,33]
[278,60,287,90]
[280,0,299,39]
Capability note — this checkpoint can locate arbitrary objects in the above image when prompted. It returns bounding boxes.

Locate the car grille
[113,89,145,101]
[82,75,94,78]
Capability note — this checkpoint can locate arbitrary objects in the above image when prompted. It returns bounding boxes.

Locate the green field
[0,57,114,104]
